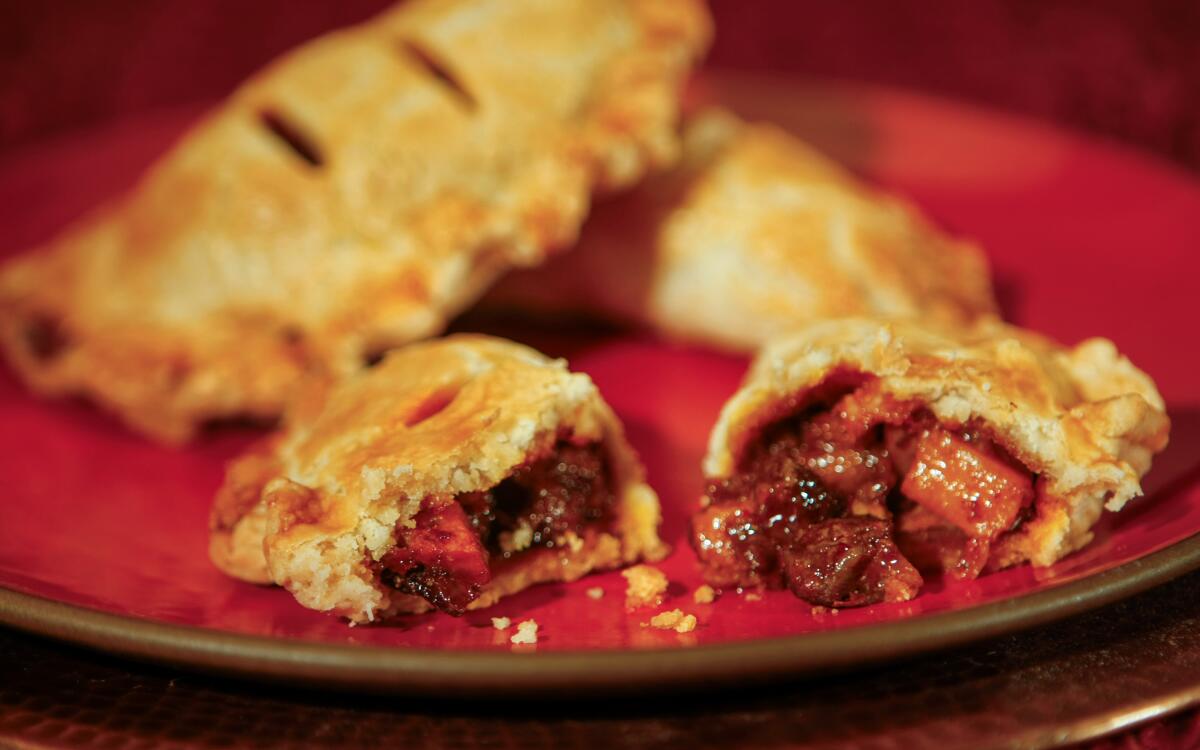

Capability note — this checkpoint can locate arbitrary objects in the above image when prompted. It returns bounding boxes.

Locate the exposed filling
[375,441,616,615]
[692,378,1036,607]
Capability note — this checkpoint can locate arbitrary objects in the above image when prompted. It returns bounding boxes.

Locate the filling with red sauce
[376,441,615,615]
[692,377,1035,607]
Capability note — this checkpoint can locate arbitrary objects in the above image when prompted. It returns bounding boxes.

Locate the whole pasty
[210,334,666,622]
[487,111,998,351]
[0,0,711,442]
[693,318,1169,607]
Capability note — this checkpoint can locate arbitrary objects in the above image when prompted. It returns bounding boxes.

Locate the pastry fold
[210,334,666,622]
[694,318,1169,607]
[487,111,998,351]
[0,0,711,442]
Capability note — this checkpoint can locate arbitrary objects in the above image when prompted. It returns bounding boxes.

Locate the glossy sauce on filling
[692,379,1035,607]
[375,442,615,615]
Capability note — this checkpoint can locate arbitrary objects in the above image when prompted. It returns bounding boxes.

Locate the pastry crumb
[586,587,604,600]
[622,565,669,609]
[510,619,538,645]
[491,616,511,630]
[743,592,762,602]
[693,585,716,604]
[501,524,533,553]
[810,606,827,615]
[649,609,698,634]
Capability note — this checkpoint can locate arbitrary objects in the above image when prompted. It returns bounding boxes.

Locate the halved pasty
[210,334,666,622]
[693,318,1169,607]
[487,111,998,352]
[0,0,711,442]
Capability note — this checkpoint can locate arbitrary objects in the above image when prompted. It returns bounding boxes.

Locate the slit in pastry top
[259,109,325,167]
[398,39,477,111]
[694,318,1169,608]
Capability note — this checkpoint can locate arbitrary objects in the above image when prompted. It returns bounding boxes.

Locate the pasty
[488,111,998,351]
[0,0,711,442]
[693,318,1169,606]
[210,334,666,622]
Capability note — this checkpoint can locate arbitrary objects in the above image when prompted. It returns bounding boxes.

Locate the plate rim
[3,529,1199,697]
[3,72,1199,701]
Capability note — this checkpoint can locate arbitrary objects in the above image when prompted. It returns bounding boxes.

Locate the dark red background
[2,2,1200,748]
[3,0,1200,170]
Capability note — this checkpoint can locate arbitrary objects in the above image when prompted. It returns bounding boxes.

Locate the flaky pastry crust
[705,318,1169,568]
[0,0,711,442]
[488,111,998,351]
[210,334,667,623]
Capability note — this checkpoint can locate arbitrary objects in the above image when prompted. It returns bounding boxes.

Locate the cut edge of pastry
[700,318,1169,584]
[210,334,667,623]
[261,417,668,623]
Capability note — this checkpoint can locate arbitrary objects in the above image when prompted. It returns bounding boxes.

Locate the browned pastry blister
[0,0,711,442]
[486,110,999,351]
[210,334,667,622]
[693,318,1169,608]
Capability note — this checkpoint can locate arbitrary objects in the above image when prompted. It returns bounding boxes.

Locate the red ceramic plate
[1,72,1198,694]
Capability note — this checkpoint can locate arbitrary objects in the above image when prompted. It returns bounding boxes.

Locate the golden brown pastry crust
[704,318,1169,568]
[488,111,998,351]
[210,334,666,623]
[0,0,711,443]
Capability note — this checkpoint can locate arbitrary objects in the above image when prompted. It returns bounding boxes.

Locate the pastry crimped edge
[210,334,666,622]
[703,318,1170,569]
[0,0,712,444]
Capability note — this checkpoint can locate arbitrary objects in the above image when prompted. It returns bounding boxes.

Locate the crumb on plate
[622,564,669,609]
[744,592,762,602]
[648,609,697,634]
[491,616,511,630]
[693,584,716,604]
[586,586,604,600]
[510,619,538,645]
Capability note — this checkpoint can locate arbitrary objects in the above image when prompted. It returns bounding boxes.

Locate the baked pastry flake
[0,0,711,442]
[210,334,667,622]
[693,318,1169,607]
